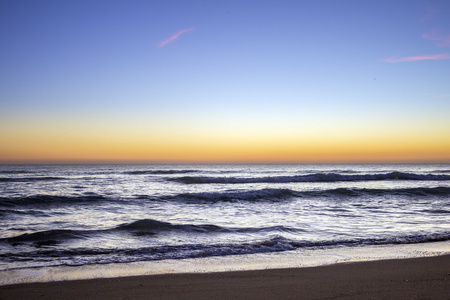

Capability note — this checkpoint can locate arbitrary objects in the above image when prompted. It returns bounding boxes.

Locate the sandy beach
[1,254,449,299]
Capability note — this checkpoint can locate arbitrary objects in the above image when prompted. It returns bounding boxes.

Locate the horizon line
[1,160,449,165]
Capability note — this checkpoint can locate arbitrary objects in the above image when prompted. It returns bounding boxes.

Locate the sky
[1,0,450,163]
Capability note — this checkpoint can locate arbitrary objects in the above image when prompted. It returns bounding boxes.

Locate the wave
[0,194,109,208]
[431,169,450,174]
[158,188,298,203]
[168,172,450,184]
[2,186,449,210]
[312,186,450,198]
[0,209,49,217]
[0,170,32,175]
[5,214,448,250]
[2,233,449,269]
[116,219,300,235]
[1,229,90,246]
[421,209,450,214]
[116,219,226,234]
[157,187,450,203]
[123,170,197,175]
[1,219,301,246]
[0,188,306,211]
[0,176,66,183]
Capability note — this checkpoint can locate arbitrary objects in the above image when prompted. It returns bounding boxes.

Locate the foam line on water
[1,241,449,286]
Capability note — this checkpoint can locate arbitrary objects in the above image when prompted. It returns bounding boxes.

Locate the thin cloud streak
[383,54,450,63]
[421,7,439,22]
[422,32,450,47]
[158,28,194,48]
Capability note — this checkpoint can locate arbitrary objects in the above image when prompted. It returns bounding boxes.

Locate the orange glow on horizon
[1,129,449,164]
[1,113,449,164]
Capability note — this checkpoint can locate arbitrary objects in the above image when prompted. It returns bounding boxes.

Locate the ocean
[1,164,450,283]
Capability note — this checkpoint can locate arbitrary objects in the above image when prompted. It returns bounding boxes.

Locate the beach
[3,0,450,297]
[1,255,449,299]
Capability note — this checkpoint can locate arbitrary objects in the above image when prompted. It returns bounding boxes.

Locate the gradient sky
[1,0,450,163]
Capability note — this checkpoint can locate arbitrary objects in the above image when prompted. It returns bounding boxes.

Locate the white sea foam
[1,241,449,286]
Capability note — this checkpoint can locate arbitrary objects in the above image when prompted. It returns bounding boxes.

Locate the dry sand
[1,255,449,299]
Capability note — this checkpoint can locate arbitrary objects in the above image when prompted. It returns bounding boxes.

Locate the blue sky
[1,0,449,163]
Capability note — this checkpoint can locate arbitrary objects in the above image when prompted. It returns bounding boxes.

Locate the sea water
[1,164,449,284]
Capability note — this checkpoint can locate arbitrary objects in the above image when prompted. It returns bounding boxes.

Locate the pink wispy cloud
[422,31,450,47]
[421,7,439,22]
[158,27,194,48]
[383,54,450,63]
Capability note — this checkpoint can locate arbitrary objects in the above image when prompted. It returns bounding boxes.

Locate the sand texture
[1,255,449,299]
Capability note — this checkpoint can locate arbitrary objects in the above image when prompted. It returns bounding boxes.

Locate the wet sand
[1,255,449,299]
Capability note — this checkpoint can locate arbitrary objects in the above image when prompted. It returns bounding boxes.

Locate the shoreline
[2,240,450,286]
[1,254,449,299]
[1,240,450,286]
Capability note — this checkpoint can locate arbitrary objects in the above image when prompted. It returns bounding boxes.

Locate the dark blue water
[1,164,449,271]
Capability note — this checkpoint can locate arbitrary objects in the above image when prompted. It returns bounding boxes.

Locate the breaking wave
[123,170,197,175]
[168,172,450,184]
[0,194,109,208]
[2,233,449,269]
[1,229,91,246]
[158,188,298,203]
[0,177,66,183]
[1,187,449,210]
[0,170,32,175]
[1,219,301,245]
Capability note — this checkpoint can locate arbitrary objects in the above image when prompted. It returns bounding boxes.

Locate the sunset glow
[383,53,450,63]
[1,1,450,164]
